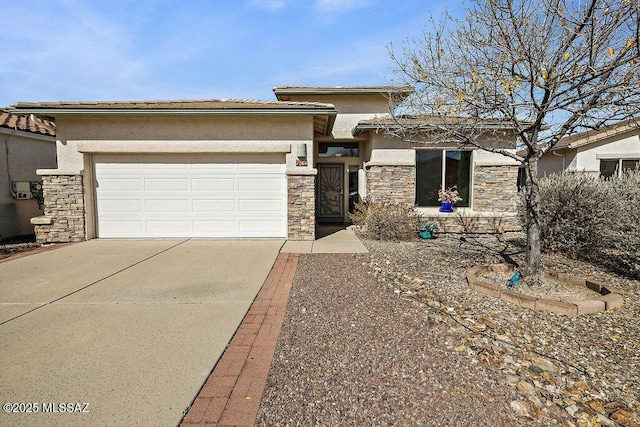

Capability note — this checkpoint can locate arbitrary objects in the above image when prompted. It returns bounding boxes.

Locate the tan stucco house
[10,85,521,243]
[537,118,640,178]
[0,110,57,240]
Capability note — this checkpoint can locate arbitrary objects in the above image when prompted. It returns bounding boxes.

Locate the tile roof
[352,115,516,135]
[10,99,335,111]
[550,117,640,151]
[0,109,55,137]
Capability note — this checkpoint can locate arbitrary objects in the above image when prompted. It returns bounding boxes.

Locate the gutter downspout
[4,126,18,194]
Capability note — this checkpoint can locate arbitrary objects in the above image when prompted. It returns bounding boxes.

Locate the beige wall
[539,131,640,176]
[54,114,315,171]
[0,130,57,239]
[283,94,391,114]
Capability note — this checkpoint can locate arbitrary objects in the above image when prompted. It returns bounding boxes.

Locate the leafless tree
[387,0,640,279]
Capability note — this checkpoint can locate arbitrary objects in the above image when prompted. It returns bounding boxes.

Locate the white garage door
[94,155,287,238]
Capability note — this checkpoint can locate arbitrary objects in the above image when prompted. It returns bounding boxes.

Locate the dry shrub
[349,199,423,241]
[532,171,640,279]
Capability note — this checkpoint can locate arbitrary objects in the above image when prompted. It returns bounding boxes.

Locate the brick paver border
[181,253,298,426]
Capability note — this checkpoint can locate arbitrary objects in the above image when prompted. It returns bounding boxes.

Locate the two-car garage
[93,154,287,238]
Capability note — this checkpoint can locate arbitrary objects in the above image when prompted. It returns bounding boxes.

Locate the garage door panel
[146,220,190,234]
[239,220,283,234]
[192,199,236,212]
[238,178,283,191]
[144,178,188,191]
[99,178,142,191]
[191,178,235,191]
[145,199,189,212]
[98,199,143,213]
[94,154,286,238]
[239,199,283,212]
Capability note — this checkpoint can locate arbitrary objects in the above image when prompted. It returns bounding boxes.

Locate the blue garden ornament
[418,224,438,239]
[506,271,521,291]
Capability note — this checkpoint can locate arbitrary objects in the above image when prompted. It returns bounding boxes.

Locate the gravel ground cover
[257,233,640,426]
[0,237,39,260]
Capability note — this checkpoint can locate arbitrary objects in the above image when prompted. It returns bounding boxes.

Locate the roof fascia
[0,127,55,141]
[9,107,337,117]
[273,86,414,96]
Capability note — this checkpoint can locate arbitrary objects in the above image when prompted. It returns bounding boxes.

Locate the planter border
[466,264,624,317]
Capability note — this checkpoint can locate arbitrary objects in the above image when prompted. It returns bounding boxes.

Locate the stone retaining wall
[287,174,315,241]
[466,264,624,316]
[34,174,85,243]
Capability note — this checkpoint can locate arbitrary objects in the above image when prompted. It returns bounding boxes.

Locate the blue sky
[0,0,454,107]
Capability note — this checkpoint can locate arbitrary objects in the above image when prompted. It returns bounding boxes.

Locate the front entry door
[317,164,344,223]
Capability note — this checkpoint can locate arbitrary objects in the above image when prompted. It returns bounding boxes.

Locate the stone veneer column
[472,165,519,212]
[365,165,415,204]
[32,173,86,243]
[287,171,316,241]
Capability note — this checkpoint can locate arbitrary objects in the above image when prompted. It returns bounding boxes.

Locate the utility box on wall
[11,181,43,200]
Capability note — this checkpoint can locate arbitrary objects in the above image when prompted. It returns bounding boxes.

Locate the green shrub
[348,199,423,241]
[527,170,640,278]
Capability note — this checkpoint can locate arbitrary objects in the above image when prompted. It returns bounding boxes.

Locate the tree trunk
[523,157,544,280]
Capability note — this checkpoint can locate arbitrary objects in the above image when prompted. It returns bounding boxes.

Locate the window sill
[415,207,517,217]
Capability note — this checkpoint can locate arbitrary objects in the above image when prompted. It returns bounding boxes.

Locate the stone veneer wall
[472,164,519,212]
[287,174,315,241]
[365,165,415,204]
[34,175,86,243]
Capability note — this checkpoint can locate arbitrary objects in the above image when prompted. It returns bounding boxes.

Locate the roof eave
[352,122,517,136]
[273,85,414,97]
[8,107,337,116]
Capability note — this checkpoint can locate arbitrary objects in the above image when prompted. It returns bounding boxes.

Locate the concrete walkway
[280,227,368,254]
[0,239,282,427]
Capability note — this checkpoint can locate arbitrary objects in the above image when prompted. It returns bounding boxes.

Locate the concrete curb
[466,264,624,317]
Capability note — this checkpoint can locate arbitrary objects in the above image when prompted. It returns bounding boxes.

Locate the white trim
[596,153,640,160]
[76,140,296,154]
[37,168,83,175]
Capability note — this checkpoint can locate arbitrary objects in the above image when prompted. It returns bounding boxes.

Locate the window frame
[599,158,640,178]
[415,149,473,208]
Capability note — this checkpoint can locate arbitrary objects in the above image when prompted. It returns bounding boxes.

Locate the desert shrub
[348,199,423,240]
[537,173,610,254]
[596,171,640,277]
[526,170,640,278]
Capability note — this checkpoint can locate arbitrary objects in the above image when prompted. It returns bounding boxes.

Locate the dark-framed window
[600,158,639,179]
[416,150,472,207]
[318,142,359,158]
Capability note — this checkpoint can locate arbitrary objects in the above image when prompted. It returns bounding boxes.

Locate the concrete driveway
[0,239,282,426]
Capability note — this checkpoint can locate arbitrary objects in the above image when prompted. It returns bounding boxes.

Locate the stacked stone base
[287,173,315,241]
[32,174,86,244]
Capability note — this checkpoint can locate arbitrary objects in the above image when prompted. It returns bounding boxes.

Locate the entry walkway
[280,227,368,254]
[181,229,368,426]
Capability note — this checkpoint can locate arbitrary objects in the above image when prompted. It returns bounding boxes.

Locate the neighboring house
[0,109,56,240]
[537,118,640,178]
[10,85,521,243]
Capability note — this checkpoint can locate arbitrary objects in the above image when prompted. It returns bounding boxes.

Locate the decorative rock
[565,404,580,417]
[596,414,617,427]
[510,400,532,418]
[517,380,536,396]
[530,356,558,373]
[611,410,640,427]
